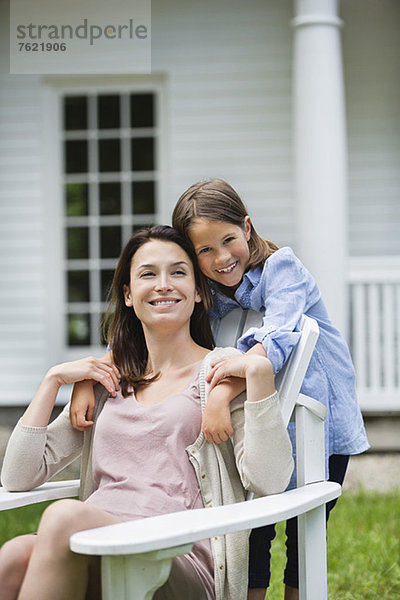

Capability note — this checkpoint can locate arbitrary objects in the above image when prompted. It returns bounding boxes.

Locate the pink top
[86,371,214,596]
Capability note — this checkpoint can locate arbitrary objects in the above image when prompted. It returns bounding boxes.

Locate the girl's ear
[244,215,252,241]
[195,289,202,304]
[123,284,133,307]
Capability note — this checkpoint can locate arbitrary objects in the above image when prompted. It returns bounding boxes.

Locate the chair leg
[297,505,327,600]
[101,544,193,600]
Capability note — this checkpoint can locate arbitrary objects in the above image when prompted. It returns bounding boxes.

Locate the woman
[0,226,293,600]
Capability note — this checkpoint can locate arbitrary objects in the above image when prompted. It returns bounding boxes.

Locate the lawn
[268,491,400,599]
[1,491,399,599]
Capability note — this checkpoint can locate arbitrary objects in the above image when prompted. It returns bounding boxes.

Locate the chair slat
[212,308,244,346]
[275,316,319,426]
[70,482,340,556]
[0,480,80,511]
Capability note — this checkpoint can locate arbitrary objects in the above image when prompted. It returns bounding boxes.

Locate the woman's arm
[1,357,120,491]
[202,344,268,444]
[23,356,119,428]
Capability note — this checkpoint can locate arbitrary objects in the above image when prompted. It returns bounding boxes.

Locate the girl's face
[189,217,251,290]
[124,239,201,332]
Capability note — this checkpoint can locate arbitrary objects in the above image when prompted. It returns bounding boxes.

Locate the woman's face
[124,239,202,332]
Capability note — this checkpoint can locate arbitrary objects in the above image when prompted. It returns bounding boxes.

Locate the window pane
[132,181,155,214]
[68,313,90,346]
[67,270,90,302]
[67,227,89,259]
[101,269,115,302]
[131,138,154,171]
[63,90,159,349]
[99,139,120,172]
[100,226,122,258]
[98,95,120,129]
[64,96,87,130]
[65,140,88,174]
[65,183,88,216]
[99,183,121,215]
[130,94,154,128]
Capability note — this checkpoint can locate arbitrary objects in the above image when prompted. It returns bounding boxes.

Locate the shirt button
[201,474,206,479]
[219,564,224,570]
[191,449,196,454]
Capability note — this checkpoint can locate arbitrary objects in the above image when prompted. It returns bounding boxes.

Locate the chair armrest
[0,480,80,511]
[71,481,341,556]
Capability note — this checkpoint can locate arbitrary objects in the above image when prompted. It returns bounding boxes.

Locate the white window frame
[41,76,167,375]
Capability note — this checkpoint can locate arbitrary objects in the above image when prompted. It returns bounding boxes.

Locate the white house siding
[342,0,400,257]
[0,2,51,404]
[151,0,295,249]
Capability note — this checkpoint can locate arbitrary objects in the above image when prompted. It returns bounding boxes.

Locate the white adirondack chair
[0,310,341,600]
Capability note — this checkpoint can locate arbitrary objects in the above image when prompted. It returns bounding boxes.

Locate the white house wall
[152,0,295,248]
[342,0,400,256]
[0,2,50,403]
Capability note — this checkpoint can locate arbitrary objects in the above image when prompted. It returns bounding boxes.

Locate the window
[63,92,159,347]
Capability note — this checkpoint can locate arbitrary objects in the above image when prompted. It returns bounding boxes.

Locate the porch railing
[348,256,400,412]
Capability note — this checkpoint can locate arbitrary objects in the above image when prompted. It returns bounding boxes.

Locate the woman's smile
[123,239,202,329]
[149,297,181,307]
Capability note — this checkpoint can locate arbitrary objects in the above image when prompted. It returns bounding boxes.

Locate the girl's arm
[202,342,268,444]
[206,353,275,403]
[203,350,293,495]
[69,352,119,431]
[237,248,320,373]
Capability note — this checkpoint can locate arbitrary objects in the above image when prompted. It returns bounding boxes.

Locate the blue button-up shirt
[209,247,369,485]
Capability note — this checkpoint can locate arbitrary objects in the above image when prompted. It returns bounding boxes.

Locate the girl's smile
[215,261,238,274]
[189,218,251,290]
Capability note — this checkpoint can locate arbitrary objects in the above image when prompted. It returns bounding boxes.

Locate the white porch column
[292,0,348,335]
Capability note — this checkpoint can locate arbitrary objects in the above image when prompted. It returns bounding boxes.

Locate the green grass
[1,492,399,599]
[0,501,53,546]
[268,491,400,600]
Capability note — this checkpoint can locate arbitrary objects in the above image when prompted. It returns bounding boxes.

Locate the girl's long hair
[103,225,214,396]
[172,179,279,270]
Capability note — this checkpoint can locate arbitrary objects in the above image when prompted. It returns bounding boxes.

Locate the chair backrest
[212,309,319,426]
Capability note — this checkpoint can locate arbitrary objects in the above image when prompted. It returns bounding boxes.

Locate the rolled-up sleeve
[236,248,320,373]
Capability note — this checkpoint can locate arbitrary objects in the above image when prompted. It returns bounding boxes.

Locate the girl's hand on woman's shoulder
[48,356,120,392]
[206,354,272,389]
[68,353,120,432]
[207,354,275,403]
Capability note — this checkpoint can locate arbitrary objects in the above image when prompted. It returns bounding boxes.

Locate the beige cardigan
[1,347,293,600]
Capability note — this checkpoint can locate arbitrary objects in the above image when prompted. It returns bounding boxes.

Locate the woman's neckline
[132,364,202,407]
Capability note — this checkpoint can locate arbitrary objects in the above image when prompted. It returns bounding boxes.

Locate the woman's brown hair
[103,225,214,396]
[172,179,278,271]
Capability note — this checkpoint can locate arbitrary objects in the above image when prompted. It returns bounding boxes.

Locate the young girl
[171,179,369,600]
[0,226,293,600]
